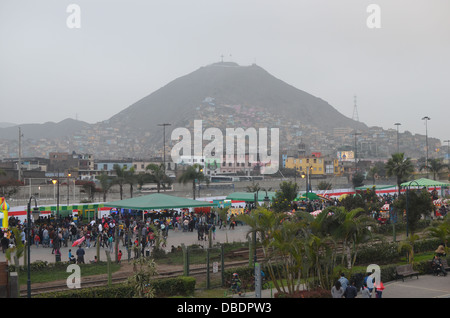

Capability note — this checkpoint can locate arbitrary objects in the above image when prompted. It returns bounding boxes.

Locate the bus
[141,184,174,192]
[210,175,239,183]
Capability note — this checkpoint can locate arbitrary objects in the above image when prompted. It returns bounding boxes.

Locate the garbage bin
[55,253,61,262]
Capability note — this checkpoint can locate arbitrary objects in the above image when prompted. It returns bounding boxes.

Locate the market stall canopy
[104,193,216,210]
[400,178,450,188]
[225,191,277,202]
[296,192,321,201]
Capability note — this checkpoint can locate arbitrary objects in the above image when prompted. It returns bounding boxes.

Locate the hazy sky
[1,0,449,143]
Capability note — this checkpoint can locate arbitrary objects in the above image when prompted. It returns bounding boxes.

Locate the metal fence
[183,243,225,289]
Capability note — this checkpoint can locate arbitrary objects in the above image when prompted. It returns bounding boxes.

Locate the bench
[442,259,450,271]
[395,264,419,282]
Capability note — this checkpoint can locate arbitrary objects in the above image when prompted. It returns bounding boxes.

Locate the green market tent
[295,192,321,201]
[104,193,216,210]
[400,178,450,188]
[225,192,277,202]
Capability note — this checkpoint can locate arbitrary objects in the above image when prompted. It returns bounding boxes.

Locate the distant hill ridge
[0,118,90,140]
[0,62,366,143]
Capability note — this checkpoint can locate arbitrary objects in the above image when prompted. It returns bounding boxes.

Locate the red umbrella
[72,236,85,247]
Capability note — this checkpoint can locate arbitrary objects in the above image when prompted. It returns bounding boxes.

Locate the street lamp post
[422,116,430,178]
[67,172,71,206]
[26,195,40,298]
[394,123,401,153]
[52,171,60,220]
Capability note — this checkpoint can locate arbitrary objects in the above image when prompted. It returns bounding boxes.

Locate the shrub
[36,276,196,298]
[275,288,331,298]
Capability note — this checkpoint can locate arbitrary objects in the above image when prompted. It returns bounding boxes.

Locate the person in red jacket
[34,234,41,248]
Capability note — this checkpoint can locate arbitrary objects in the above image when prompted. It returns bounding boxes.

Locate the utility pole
[158,123,171,173]
[394,123,401,153]
[422,116,430,178]
[18,127,23,182]
[353,131,361,174]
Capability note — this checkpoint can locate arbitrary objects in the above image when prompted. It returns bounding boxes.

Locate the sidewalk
[239,274,450,298]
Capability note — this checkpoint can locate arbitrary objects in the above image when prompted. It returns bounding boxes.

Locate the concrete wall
[6,176,353,208]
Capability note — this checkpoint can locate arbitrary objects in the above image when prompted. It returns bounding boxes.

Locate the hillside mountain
[0,62,376,159]
[0,118,90,140]
[108,62,366,135]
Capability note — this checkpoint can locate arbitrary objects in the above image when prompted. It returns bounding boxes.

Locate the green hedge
[35,276,196,298]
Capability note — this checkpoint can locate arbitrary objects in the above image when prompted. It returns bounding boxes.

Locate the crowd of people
[0,207,230,263]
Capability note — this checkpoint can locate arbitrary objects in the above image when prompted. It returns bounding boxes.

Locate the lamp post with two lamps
[52,174,60,220]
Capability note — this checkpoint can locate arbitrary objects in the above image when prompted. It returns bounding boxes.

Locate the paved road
[3,224,449,298]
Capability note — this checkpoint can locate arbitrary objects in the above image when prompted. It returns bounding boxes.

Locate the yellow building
[285,156,342,176]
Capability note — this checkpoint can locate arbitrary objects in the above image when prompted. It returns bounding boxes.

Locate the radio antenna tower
[352,95,359,122]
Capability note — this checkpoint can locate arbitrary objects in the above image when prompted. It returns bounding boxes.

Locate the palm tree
[98,173,113,202]
[112,164,131,200]
[385,153,414,195]
[327,206,375,268]
[238,208,307,294]
[419,158,449,180]
[124,167,136,198]
[425,219,450,254]
[367,166,379,185]
[178,164,208,199]
[146,163,171,193]
[398,234,420,264]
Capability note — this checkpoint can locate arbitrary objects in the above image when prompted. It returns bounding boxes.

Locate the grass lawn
[18,262,121,286]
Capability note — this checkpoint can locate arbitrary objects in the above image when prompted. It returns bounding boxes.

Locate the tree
[238,208,309,294]
[146,163,172,193]
[393,189,434,235]
[385,153,414,195]
[246,181,261,193]
[366,166,379,185]
[178,164,209,199]
[112,164,134,200]
[326,206,375,268]
[317,181,332,191]
[425,219,450,255]
[128,257,158,298]
[97,173,113,202]
[398,234,420,264]
[79,181,96,201]
[352,173,365,188]
[419,158,449,180]
[124,167,136,198]
[271,181,298,213]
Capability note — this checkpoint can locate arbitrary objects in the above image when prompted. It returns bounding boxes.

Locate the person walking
[361,283,372,298]
[374,280,385,298]
[331,280,345,298]
[344,280,358,298]
[338,273,349,291]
